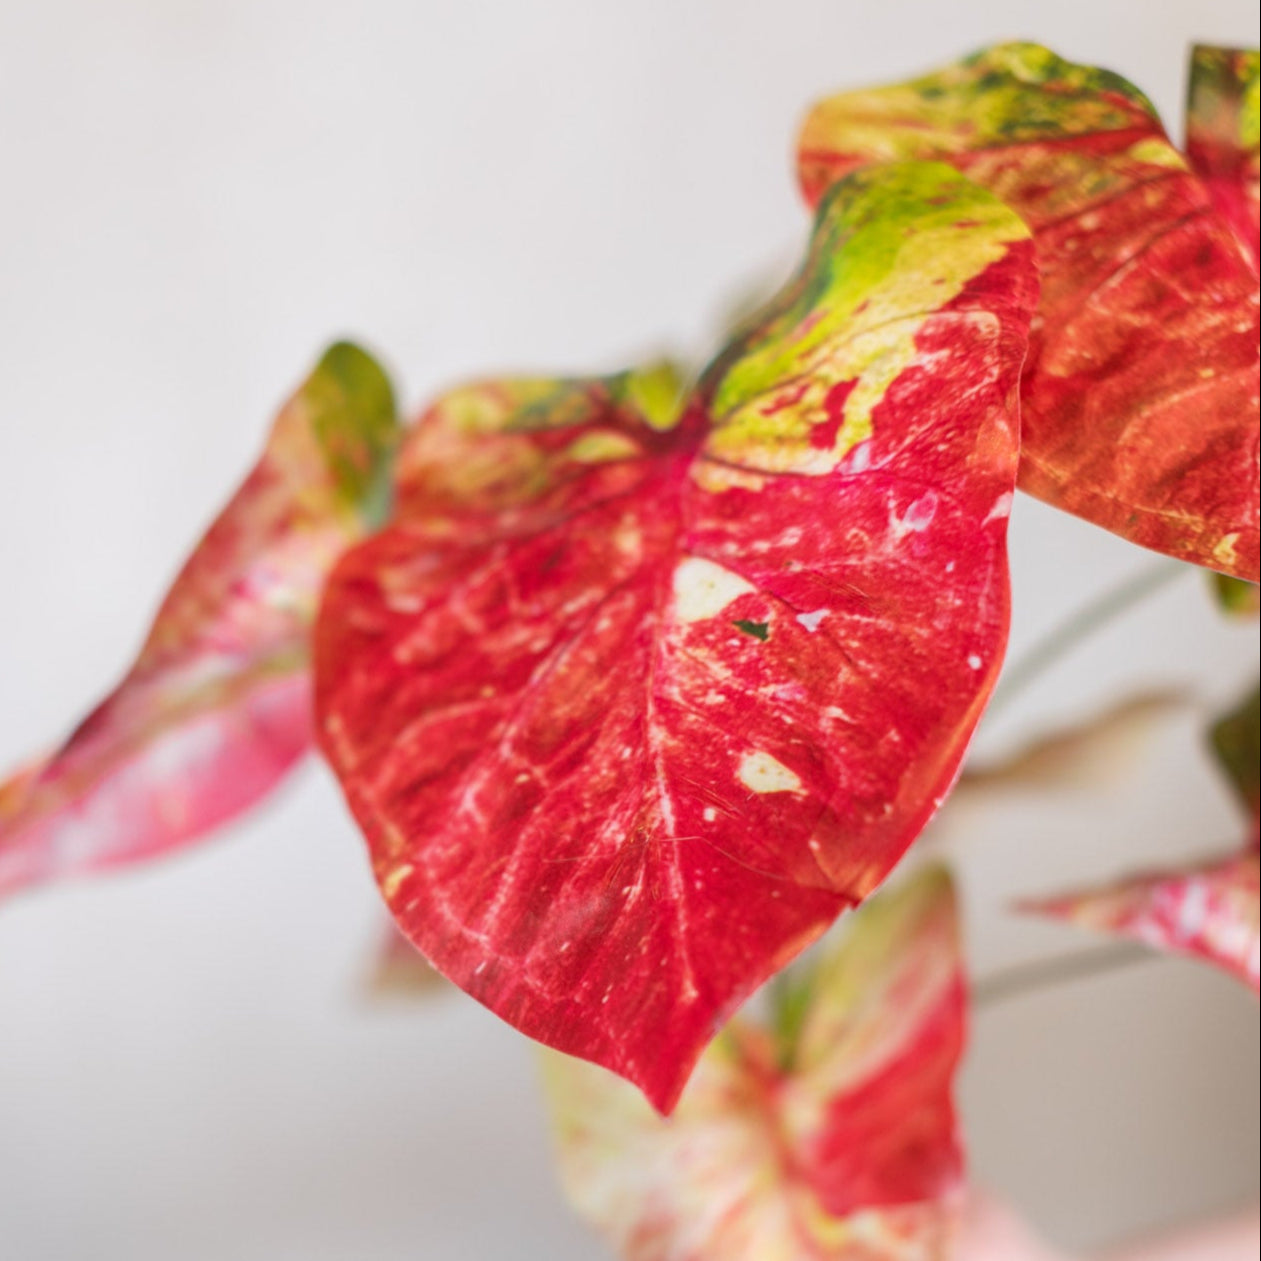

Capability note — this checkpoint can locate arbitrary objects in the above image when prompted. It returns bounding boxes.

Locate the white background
[0,2,1257,1258]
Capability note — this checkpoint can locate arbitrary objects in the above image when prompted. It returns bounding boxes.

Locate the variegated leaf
[542,868,966,1261]
[1186,45,1261,268]
[0,343,398,896]
[316,162,1037,1111]
[799,42,1261,581]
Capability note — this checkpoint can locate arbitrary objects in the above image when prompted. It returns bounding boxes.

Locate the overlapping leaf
[799,42,1261,581]
[1186,45,1261,268]
[1024,687,1261,991]
[541,867,966,1261]
[0,343,398,897]
[316,161,1037,1112]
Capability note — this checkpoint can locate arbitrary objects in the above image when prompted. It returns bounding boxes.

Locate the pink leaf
[0,343,398,897]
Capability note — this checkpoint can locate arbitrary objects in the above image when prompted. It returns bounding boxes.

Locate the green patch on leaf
[733,619,770,641]
[307,341,399,524]
[1212,685,1260,821]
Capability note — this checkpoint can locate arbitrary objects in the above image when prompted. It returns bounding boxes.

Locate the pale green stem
[989,559,1188,716]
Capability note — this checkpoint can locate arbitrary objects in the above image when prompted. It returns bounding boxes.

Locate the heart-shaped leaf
[799,42,1261,582]
[541,867,966,1260]
[1023,685,1260,990]
[1187,45,1261,269]
[316,161,1036,1112]
[0,343,398,897]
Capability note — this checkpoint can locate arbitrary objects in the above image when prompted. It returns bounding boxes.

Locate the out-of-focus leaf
[799,42,1261,581]
[368,922,454,998]
[1211,684,1260,831]
[1186,45,1261,268]
[541,868,966,1260]
[1024,850,1259,992]
[1210,573,1261,617]
[316,162,1037,1113]
[0,343,398,897]
[960,691,1187,793]
[1023,684,1261,991]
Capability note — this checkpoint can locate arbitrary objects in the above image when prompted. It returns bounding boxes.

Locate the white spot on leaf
[737,751,803,795]
[796,609,827,633]
[985,491,1014,523]
[671,557,756,624]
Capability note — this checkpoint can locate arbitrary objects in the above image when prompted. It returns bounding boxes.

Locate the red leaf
[316,163,1037,1111]
[1186,45,1261,269]
[542,867,967,1260]
[0,343,398,897]
[798,42,1261,581]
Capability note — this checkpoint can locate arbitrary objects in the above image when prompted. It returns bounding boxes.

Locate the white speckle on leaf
[967,654,983,670]
[382,864,413,900]
[796,609,827,633]
[844,440,872,473]
[985,492,1014,523]
[703,806,717,822]
[671,557,756,623]
[738,751,803,795]
[902,491,938,532]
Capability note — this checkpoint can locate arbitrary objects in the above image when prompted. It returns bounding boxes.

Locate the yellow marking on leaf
[1126,138,1189,170]
[562,431,642,464]
[705,163,1028,475]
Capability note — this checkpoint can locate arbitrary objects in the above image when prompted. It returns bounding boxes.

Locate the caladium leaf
[958,690,1186,793]
[799,42,1261,582]
[316,161,1037,1113]
[1023,685,1261,990]
[369,921,453,998]
[0,343,398,897]
[1186,45,1261,269]
[1210,573,1260,618]
[541,867,966,1261]
[1211,684,1260,831]
[1025,850,1260,993]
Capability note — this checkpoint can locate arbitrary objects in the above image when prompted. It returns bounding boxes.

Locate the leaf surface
[1186,45,1261,268]
[541,867,966,1261]
[799,42,1261,581]
[316,162,1036,1111]
[0,343,398,896]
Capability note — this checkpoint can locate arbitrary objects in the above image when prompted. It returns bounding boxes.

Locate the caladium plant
[542,866,966,1260]
[0,35,1258,1261]
[315,160,1037,1113]
[799,42,1261,582]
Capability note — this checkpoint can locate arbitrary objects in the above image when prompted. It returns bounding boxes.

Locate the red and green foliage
[0,37,1258,1260]
[315,162,1036,1112]
[799,43,1261,582]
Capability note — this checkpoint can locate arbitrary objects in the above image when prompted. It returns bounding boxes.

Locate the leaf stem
[973,941,1157,1008]
[990,559,1188,716]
